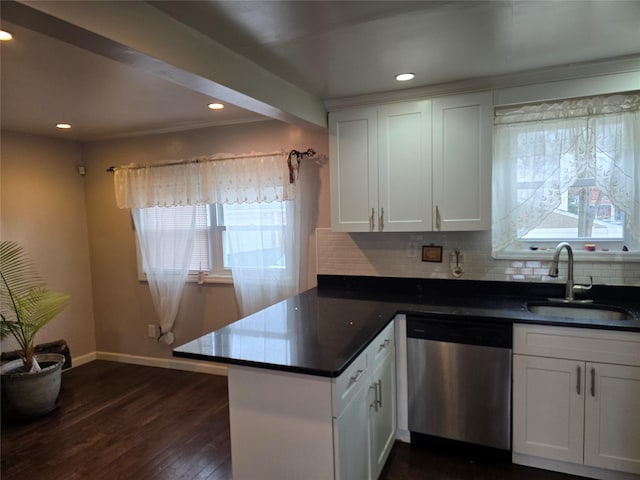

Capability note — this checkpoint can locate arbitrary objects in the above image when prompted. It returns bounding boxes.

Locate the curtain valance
[114,152,295,209]
[495,92,640,125]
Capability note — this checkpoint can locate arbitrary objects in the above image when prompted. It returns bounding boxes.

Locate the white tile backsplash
[316,229,640,287]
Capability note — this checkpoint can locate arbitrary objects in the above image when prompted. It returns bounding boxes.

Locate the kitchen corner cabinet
[513,324,640,477]
[228,321,396,480]
[329,91,492,232]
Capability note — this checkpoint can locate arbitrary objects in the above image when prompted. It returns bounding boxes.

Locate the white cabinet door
[432,91,492,231]
[584,362,640,474]
[369,346,396,479]
[329,107,378,232]
[334,380,371,480]
[513,354,585,464]
[377,101,432,231]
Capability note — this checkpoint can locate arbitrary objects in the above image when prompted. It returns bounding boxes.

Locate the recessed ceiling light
[56,123,72,129]
[0,30,13,41]
[207,103,224,110]
[395,73,415,82]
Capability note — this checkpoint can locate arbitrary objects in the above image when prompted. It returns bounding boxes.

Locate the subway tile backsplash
[316,229,640,287]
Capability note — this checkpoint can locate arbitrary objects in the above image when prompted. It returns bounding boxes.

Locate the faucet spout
[549,242,574,302]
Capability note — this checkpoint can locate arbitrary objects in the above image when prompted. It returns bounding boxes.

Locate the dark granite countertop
[173,275,640,378]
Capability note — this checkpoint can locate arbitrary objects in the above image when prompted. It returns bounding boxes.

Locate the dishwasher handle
[407,316,512,349]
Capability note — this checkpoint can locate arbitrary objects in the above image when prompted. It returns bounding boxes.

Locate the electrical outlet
[147,324,157,339]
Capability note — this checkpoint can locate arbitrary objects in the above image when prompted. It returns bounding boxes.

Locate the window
[492,92,640,259]
[138,202,292,281]
[215,203,289,270]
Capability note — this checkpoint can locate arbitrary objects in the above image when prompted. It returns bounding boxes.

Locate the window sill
[138,274,233,285]
[493,249,640,263]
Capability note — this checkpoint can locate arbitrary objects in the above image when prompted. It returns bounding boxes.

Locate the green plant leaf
[0,241,69,368]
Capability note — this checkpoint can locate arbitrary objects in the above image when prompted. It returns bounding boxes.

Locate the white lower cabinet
[227,321,396,480]
[369,342,396,479]
[334,320,396,480]
[334,378,371,480]
[513,354,585,463]
[513,324,640,478]
[584,362,640,473]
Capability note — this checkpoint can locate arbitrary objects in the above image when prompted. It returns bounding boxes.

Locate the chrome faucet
[548,242,592,302]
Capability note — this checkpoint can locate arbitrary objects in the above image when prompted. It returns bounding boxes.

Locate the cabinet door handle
[349,368,366,386]
[376,379,382,409]
[576,365,581,394]
[590,367,596,397]
[435,205,441,231]
[369,384,377,411]
[379,207,384,232]
[379,338,390,350]
[370,208,375,232]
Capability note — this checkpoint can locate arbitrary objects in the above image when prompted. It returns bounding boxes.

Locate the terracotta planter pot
[1,353,65,417]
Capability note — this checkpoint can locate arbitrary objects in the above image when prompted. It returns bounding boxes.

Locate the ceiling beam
[5,0,327,130]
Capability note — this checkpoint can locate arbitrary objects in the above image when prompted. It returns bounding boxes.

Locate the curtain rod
[106,148,316,173]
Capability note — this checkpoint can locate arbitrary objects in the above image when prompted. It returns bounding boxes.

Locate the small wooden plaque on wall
[422,245,443,262]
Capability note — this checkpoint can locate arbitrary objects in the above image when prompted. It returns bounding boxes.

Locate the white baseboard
[72,351,97,367]
[71,351,227,376]
[395,429,411,443]
[513,453,640,480]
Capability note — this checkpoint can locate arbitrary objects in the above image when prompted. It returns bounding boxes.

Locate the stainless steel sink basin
[527,303,634,321]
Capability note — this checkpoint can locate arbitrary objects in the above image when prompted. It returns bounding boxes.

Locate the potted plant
[0,240,70,417]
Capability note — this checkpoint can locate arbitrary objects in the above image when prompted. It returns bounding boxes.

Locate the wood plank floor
[2,360,584,480]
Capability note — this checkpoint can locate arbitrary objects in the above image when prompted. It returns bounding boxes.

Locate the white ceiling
[1,0,640,141]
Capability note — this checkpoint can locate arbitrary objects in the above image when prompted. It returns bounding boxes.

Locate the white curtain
[227,196,301,317]
[131,206,196,345]
[115,152,304,330]
[492,93,640,253]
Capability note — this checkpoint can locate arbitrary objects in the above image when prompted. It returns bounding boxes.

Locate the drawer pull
[349,368,366,386]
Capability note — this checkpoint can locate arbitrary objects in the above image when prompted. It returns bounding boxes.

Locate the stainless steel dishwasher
[407,315,512,450]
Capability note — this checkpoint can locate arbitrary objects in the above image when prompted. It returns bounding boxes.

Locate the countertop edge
[173,278,640,378]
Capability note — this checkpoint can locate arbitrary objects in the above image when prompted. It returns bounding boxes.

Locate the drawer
[368,320,395,367]
[514,324,640,366]
[332,347,369,416]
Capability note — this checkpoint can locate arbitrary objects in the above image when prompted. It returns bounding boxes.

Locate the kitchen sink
[527,303,634,321]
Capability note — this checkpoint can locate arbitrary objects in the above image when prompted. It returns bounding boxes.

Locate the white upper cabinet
[432,91,492,231]
[377,101,432,232]
[329,107,378,232]
[329,91,492,232]
[329,101,431,232]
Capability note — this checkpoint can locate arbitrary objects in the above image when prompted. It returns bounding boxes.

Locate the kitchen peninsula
[173,276,640,480]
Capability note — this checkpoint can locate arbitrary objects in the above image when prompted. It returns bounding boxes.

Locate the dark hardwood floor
[2,361,584,480]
